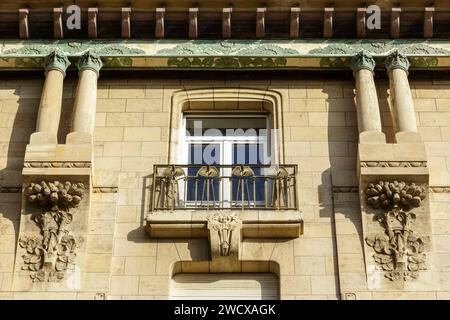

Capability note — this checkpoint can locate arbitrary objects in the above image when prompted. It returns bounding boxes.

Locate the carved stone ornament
[360,161,427,168]
[20,181,85,282]
[364,181,429,281]
[207,213,241,256]
[43,50,70,75]
[385,50,411,73]
[350,51,376,73]
[76,50,103,76]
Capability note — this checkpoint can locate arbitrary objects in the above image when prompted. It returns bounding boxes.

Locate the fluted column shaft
[351,51,385,143]
[31,51,70,144]
[385,51,418,135]
[66,51,103,144]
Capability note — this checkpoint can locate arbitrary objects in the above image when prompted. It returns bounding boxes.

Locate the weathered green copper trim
[76,51,103,76]
[385,50,411,73]
[350,51,376,73]
[1,39,450,71]
[43,50,70,76]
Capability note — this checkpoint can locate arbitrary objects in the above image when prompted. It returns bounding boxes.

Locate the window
[179,115,270,208]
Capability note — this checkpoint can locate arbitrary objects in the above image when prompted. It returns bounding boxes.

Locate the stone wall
[0,72,450,299]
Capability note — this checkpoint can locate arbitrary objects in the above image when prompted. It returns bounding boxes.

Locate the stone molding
[385,50,411,73]
[333,185,450,193]
[360,161,427,168]
[43,50,70,76]
[24,161,91,168]
[169,87,285,164]
[92,187,118,193]
[429,187,450,193]
[350,51,376,73]
[0,186,22,193]
[76,51,103,76]
[332,187,359,193]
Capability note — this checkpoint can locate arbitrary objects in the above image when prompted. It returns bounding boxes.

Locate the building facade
[1,0,450,300]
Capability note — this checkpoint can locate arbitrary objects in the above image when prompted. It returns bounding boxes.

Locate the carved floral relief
[364,181,429,281]
[207,213,241,256]
[20,181,85,282]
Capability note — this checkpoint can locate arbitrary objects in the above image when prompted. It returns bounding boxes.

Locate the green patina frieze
[3,41,145,56]
[166,56,288,68]
[157,40,299,56]
[309,40,450,56]
[1,39,450,70]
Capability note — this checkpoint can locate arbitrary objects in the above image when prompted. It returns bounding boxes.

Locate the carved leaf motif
[55,261,66,272]
[21,180,85,282]
[365,181,426,210]
[365,205,429,282]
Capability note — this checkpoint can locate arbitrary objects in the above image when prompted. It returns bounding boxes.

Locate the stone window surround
[146,87,303,239]
[168,87,286,165]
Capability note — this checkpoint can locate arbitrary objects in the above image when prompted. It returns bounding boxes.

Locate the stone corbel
[207,212,242,272]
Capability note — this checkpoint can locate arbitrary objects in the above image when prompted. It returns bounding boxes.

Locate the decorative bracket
[207,212,242,270]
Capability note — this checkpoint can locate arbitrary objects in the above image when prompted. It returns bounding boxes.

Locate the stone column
[385,50,421,142]
[66,51,103,144]
[30,50,70,144]
[350,51,386,143]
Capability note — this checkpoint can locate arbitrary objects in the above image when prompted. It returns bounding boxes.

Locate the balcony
[146,164,302,238]
[151,164,298,211]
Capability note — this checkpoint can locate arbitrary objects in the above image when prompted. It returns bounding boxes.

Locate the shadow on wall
[321,78,362,297]
[126,173,153,243]
[0,74,42,255]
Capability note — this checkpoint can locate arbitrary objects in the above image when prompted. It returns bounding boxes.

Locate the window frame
[179,113,272,207]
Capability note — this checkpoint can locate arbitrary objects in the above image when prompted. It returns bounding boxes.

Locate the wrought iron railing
[151,164,297,211]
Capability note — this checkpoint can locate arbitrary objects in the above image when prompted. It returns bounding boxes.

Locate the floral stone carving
[364,181,429,281]
[207,213,241,256]
[19,181,85,282]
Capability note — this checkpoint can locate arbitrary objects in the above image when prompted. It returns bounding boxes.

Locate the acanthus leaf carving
[20,180,85,282]
[364,180,429,281]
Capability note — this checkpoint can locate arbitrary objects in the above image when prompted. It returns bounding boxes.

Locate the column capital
[385,50,410,73]
[43,50,70,76]
[350,51,376,73]
[76,51,103,76]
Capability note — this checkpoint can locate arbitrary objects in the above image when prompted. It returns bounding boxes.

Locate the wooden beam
[222,8,232,39]
[290,7,300,38]
[121,8,131,39]
[53,7,63,39]
[424,7,434,38]
[357,8,366,38]
[323,8,334,38]
[155,8,165,38]
[391,8,401,39]
[189,8,198,39]
[256,7,266,38]
[19,8,29,39]
[88,8,98,38]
